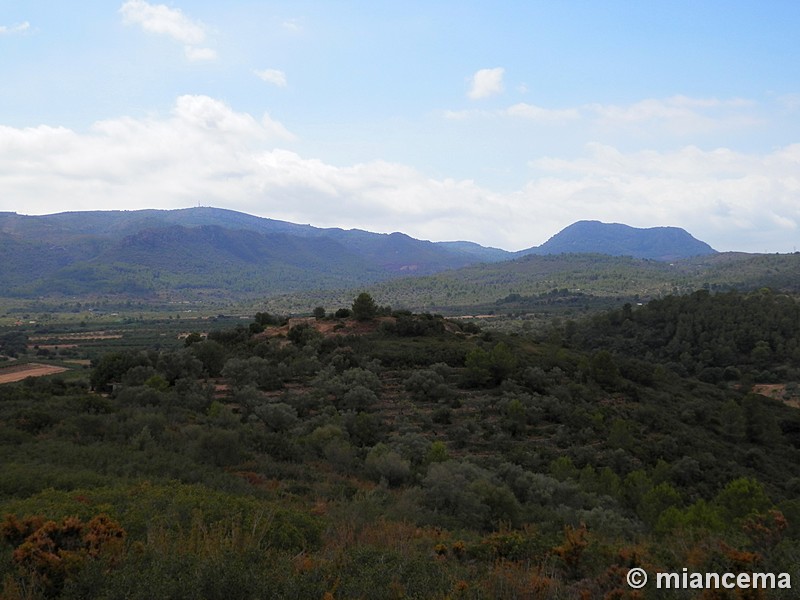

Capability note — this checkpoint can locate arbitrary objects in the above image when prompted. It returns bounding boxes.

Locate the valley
[1,209,800,598]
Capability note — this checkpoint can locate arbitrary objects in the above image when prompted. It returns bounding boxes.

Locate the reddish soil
[753,383,786,399]
[753,383,800,409]
[0,363,69,384]
[258,317,395,340]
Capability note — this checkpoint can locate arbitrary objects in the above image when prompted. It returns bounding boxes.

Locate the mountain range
[0,207,719,299]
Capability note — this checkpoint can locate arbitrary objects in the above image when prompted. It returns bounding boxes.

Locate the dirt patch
[29,344,79,350]
[753,383,785,399]
[0,363,69,384]
[29,331,123,342]
[178,332,207,339]
[753,383,800,408]
[258,317,394,340]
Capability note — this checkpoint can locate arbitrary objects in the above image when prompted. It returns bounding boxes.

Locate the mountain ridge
[518,219,716,261]
[0,208,722,299]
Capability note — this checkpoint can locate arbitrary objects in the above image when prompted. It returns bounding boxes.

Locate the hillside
[249,251,800,318]
[520,220,716,260]
[0,209,747,306]
[0,209,494,298]
[1,292,799,597]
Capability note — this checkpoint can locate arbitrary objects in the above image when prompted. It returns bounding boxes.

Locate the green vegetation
[2,289,800,597]
[366,252,800,313]
[244,252,800,320]
[0,209,488,301]
[4,208,799,315]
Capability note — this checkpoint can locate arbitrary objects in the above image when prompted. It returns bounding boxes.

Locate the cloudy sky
[1,1,799,252]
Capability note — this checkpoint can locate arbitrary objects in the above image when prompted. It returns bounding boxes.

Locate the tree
[254,311,279,327]
[190,339,227,377]
[254,402,298,432]
[90,350,152,392]
[352,292,378,321]
[464,342,517,387]
[0,331,28,357]
[155,349,203,385]
[589,350,620,389]
[288,322,322,347]
[715,477,772,523]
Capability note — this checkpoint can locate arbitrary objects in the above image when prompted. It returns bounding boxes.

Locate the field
[0,362,69,384]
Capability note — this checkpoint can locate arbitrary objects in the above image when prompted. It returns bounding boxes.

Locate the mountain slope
[15,225,395,297]
[0,209,729,301]
[520,220,716,260]
[343,251,800,314]
[0,208,496,280]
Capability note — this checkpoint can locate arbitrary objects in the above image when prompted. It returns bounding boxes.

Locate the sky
[1,1,799,253]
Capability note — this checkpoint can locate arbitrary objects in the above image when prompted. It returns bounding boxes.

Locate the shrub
[365,444,412,487]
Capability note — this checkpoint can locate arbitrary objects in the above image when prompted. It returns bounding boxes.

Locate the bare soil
[257,317,395,340]
[0,363,69,384]
[752,383,800,408]
[29,331,122,342]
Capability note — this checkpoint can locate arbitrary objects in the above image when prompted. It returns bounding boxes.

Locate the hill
[0,208,500,299]
[253,251,800,317]
[520,220,716,260]
[0,209,740,305]
[1,292,799,597]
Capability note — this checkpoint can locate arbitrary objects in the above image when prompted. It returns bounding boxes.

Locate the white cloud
[0,96,797,253]
[468,67,504,99]
[120,0,204,43]
[184,46,217,61]
[527,143,800,251]
[0,21,30,35]
[443,103,578,122]
[120,0,215,60]
[446,94,762,141]
[586,95,762,135]
[505,103,580,121]
[0,95,294,211]
[442,109,489,120]
[255,69,288,87]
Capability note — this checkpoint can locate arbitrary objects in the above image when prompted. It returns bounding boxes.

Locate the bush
[254,402,298,432]
[365,444,412,487]
[404,369,449,402]
[422,461,520,530]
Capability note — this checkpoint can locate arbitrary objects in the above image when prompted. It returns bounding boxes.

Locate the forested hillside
[255,251,800,317]
[0,208,743,303]
[1,290,799,598]
[0,208,495,299]
[521,220,716,260]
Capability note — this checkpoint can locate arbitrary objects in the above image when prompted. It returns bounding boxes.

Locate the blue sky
[1,1,799,252]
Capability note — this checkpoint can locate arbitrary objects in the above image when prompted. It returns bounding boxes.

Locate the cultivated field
[0,362,69,384]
